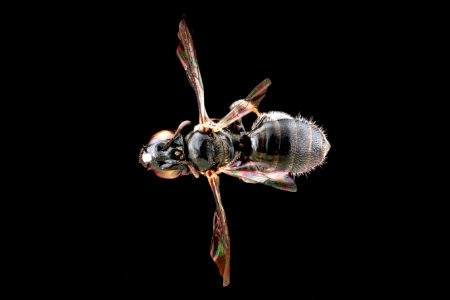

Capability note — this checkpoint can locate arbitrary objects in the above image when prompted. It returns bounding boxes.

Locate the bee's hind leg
[237,118,246,132]
[226,100,252,133]
[229,99,260,117]
[252,108,260,117]
[211,79,270,133]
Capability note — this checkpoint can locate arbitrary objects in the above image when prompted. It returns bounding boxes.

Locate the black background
[22,4,412,297]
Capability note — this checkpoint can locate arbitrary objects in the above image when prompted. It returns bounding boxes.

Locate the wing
[220,161,297,192]
[206,172,231,287]
[176,19,210,126]
[212,78,272,132]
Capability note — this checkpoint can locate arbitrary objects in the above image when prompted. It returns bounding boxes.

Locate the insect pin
[139,19,330,287]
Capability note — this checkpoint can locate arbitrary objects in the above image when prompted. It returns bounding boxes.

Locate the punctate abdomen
[249,118,330,174]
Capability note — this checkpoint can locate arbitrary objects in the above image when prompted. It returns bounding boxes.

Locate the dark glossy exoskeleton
[139,20,330,287]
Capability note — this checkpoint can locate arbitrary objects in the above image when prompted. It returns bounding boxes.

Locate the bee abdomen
[249,113,330,175]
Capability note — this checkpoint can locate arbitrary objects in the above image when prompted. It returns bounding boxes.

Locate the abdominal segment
[248,113,330,175]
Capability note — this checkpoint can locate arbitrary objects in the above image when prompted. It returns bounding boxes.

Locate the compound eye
[153,169,181,179]
[149,130,174,145]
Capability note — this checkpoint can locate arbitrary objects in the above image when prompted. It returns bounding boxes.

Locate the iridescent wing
[206,172,231,287]
[220,161,297,192]
[176,19,210,126]
[212,78,272,132]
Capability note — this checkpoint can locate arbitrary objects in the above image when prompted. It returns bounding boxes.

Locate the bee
[139,19,330,287]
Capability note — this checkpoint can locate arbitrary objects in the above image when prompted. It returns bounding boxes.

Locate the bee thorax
[185,130,235,172]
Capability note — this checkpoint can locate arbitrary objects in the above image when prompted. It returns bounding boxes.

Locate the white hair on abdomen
[264,111,293,120]
[248,110,330,176]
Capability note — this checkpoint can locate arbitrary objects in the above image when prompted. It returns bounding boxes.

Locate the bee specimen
[139,19,330,286]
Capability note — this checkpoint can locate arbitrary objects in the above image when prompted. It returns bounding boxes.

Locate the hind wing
[220,161,297,192]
